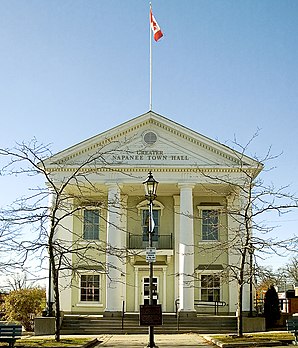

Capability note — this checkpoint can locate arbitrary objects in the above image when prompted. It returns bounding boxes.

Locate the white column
[105,184,123,314]
[227,193,239,314]
[239,190,253,313]
[227,191,252,313]
[46,189,55,313]
[121,195,128,312]
[57,197,74,312]
[173,195,180,304]
[134,268,139,311]
[163,268,167,311]
[178,184,195,314]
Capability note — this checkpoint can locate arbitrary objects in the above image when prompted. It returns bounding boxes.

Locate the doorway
[143,277,158,305]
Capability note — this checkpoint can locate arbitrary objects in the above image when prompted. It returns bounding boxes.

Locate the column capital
[178,183,195,190]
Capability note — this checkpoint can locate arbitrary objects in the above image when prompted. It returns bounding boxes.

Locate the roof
[43,110,263,177]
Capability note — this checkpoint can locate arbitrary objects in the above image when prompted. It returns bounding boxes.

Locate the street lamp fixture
[143,171,158,201]
[143,171,159,348]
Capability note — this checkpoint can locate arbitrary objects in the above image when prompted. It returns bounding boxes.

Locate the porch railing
[128,233,173,249]
[175,298,227,317]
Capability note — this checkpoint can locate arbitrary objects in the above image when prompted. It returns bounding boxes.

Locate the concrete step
[60,314,237,335]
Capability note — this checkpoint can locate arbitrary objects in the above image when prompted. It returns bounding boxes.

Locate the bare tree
[0,139,130,341]
[6,272,33,290]
[197,134,298,336]
[282,256,298,285]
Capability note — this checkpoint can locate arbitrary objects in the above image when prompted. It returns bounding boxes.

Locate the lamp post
[143,171,158,348]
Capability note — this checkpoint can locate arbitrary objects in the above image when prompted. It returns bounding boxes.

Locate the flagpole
[149,3,152,111]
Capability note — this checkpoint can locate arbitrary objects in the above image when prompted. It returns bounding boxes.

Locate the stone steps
[60,314,237,335]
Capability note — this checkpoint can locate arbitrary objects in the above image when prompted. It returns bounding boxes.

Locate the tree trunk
[237,282,243,337]
[49,219,61,342]
[53,268,61,341]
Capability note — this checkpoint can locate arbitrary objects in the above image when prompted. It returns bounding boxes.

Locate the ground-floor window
[201,274,220,301]
[80,274,100,302]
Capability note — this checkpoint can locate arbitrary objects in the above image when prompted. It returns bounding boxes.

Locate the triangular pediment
[44,111,261,173]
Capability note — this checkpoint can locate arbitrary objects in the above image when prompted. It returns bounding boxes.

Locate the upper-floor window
[137,200,164,244]
[142,209,159,242]
[202,209,219,241]
[83,209,100,240]
[197,205,223,241]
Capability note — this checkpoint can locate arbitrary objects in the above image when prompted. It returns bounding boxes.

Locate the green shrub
[3,288,46,331]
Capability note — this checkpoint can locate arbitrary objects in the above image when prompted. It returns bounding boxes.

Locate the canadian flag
[150,7,163,42]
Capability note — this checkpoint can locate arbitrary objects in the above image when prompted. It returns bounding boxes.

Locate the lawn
[0,337,98,347]
[210,331,294,346]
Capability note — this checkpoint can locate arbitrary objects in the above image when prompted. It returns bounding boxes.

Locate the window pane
[201,274,220,302]
[80,275,100,302]
[201,289,208,301]
[84,210,100,240]
[202,210,219,240]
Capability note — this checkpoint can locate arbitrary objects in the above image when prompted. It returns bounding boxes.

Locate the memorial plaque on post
[139,304,162,326]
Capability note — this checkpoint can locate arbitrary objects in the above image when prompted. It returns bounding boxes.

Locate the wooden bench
[286,317,298,346]
[0,324,22,348]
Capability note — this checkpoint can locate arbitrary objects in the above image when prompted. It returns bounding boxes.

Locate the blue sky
[0,0,297,269]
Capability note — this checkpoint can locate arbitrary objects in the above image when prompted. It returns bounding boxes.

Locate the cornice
[46,166,255,174]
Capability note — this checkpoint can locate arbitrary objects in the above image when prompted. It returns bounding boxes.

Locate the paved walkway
[96,333,216,347]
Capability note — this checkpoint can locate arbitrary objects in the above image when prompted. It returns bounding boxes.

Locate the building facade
[45,111,261,316]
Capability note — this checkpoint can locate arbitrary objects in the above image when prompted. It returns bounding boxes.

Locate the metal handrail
[175,298,227,317]
[121,300,125,330]
[255,298,290,315]
[128,233,173,249]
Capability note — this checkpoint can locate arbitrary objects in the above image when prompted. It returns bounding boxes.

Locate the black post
[148,199,155,347]
[143,171,158,348]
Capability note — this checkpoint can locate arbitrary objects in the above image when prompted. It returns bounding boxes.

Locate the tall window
[202,209,219,241]
[80,274,100,302]
[142,209,159,242]
[83,209,100,240]
[201,274,220,301]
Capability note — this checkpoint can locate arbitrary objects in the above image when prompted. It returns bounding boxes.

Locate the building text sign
[112,150,190,162]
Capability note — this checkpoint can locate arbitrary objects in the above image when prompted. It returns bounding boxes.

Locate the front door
[143,277,158,305]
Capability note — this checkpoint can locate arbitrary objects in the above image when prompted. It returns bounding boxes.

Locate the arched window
[137,200,164,243]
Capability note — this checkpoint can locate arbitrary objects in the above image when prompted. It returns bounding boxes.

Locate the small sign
[140,304,162,326]
[146,247,156,262]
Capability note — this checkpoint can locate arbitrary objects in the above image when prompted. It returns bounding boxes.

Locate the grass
[211,331,294,344]
[0,337,95,347]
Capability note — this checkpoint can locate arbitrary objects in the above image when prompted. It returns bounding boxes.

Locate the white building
[44,111,261,316]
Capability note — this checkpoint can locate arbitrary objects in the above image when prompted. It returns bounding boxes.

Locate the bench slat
[0,325,22,348]
[0,325,22,338]
[286,319,298,345]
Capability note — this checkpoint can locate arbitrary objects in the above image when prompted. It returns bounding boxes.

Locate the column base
[104,310,122,317]
[178,310,197,318]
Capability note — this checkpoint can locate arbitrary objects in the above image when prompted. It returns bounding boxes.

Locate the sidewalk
[95,333,296,347]
[96,333,216,347]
